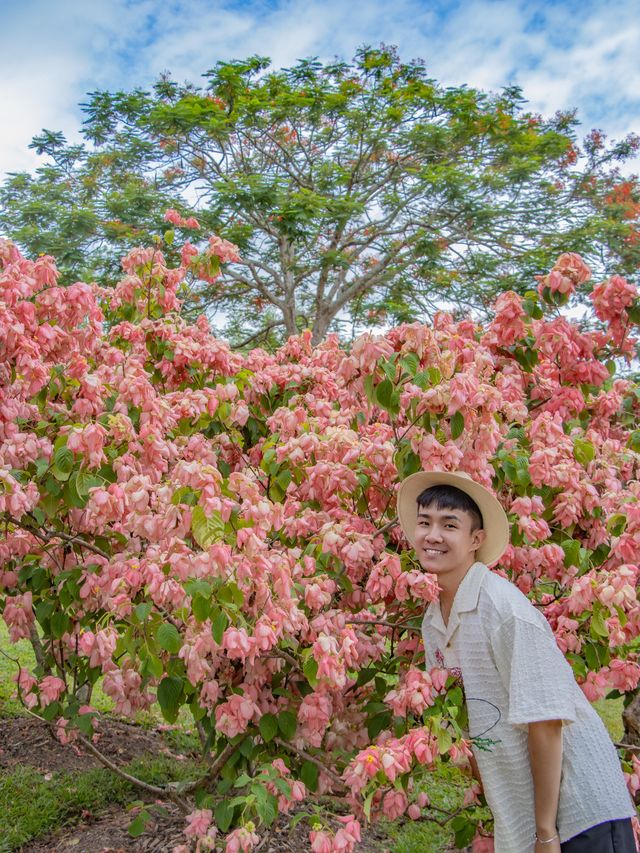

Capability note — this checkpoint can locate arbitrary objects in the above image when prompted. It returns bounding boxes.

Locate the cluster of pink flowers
[384,667,447,717]
[310,815,362,853]
[1,236,639,851]
[164,208,201,230]
[590,274,639,349]
[536,252,592,300]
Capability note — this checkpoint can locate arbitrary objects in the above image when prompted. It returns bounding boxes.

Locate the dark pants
[562,819,637,852]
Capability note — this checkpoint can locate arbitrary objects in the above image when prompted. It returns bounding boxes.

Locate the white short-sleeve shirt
[421,561,635,853]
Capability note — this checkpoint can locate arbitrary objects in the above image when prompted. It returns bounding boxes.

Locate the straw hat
[396,471,510,566]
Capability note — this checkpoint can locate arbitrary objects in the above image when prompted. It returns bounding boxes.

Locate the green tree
[1,46,638,345]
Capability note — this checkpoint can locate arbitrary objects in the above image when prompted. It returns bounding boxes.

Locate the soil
[22,806,395,853]
[0,716,172,775]
[2,717,460,853]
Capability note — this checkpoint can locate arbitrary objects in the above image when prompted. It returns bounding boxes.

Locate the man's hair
[416,484,483,532]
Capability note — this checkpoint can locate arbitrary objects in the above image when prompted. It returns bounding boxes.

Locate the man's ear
[471,527,486,553]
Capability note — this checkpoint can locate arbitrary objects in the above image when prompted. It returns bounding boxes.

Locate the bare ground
[1,717,407,853]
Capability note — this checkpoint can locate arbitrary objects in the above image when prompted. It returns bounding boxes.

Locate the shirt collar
[422,561,488,639]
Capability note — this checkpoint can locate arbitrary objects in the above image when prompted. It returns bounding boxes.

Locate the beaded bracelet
[535,832,559,845]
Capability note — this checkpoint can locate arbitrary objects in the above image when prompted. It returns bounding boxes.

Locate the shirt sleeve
[490,613,578,728]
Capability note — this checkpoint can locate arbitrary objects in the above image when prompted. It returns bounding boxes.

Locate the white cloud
[0,0,639,180]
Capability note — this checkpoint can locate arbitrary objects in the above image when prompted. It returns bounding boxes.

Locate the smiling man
[397,470,636,853]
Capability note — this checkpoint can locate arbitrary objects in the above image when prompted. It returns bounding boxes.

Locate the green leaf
[40,492,60,519]
[35,600,55,624]
[573,438,595,467]
[583,643,601,672]
[192,594,211,623]
[276,468,292,491]
[141,653,163,679]
[76,469,103,497]
[171,486,198,506]
[253,784,278,825]
[375,378,394,410]
[34,457,50,477]
[300,760,319,792]
[62,472,87,509]
[590,605,609,639]
[73,711,95,737]
[381,359,397,382]
[303,656,318,687]
[561,539,581,568]
[215,799,234,833]
[413,370,430,390]
[400,353,419,375]
[453,818,476,848]
[156,675,183,723]
[128,810,151,838]
[51,446,74,481]
[41,701,61,721]
[363,374,376,404]
[627,300,640,324]
[191,505,225,549]
[259,713,279,743]
[239,736,254,758]
[514,456,531,487]
[184,579,213,599]
[566,652,587,680]
[364,789,375,821]
[50,612,70,639]
[450,411,465,440]
[211,608,229,644]
[277,710,297,740]
[628,430,640,453]
[606,513,627,536]
[367,711,391,739]
[436,726,453,754]
[157,622,182,654]
[135,602,153,621]
[355,667,376,687]
[218,582,244,607]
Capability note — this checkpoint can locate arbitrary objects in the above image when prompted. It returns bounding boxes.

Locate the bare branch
[236,320,286,348]
[273,738,348,792]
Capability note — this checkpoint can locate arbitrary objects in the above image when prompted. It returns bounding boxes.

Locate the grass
[0,624,35,715]
[385,763,484,852]
[0,626,630,852]
[594,696,625,742]
[0,755,202,853]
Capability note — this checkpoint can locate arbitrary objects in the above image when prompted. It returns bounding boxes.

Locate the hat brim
[397,471,510,566]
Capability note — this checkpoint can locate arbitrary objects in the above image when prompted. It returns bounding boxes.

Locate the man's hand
[534,836,561,853]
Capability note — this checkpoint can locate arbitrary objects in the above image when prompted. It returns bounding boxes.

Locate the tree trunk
[311,305,336,345]
[282,297,298,337]
[622,691,640,745]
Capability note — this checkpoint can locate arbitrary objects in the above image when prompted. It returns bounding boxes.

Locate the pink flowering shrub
[1,229,639,850]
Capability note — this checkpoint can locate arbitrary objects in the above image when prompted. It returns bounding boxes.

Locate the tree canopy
[1,46,639,345]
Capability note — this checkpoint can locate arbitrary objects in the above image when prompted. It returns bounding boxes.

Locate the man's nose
[426,526,444,542]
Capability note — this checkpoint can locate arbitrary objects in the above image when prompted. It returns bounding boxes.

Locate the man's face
[413,503,486,578]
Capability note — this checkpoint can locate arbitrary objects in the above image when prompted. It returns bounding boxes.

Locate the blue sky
[1,0,639,178]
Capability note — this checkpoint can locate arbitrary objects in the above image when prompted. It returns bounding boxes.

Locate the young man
[397,470,637,853]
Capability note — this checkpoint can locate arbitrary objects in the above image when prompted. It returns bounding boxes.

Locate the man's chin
[417,556,447,572]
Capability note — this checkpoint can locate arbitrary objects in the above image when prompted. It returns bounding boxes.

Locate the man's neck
[438,560,477,624]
